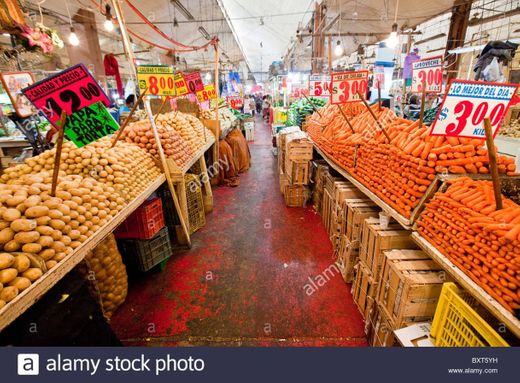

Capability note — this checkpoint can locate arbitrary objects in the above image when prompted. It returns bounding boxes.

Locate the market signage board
[431,80,518,138]
[330,70,368,104]
[0,71,36,117]
[411,56,443,93]
[227,96,243,109]
[196,85,217,103]
[21,64,110,128]
[174,73,189,96]
[184,72,204,93]
[309,74,331,97]
[137,65,176,96]
[64,101,119,148]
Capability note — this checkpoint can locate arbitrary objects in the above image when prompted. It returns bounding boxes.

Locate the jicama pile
[0,171,125,306]
[122,117,194,167]
[417,177,520,313]
[1,138,162,201]
[307,103,517,218]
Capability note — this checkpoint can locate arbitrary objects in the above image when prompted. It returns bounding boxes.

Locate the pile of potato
[155,112,205,151]
[121,119,194,168]
[1,138,162,202]
[184,113,213,146]
[499,119,520,138]
[84,234,127,319]
[200,109,214,120]
[0,171,126,306]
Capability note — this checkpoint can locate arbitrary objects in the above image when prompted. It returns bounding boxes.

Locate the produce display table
[412,232,520,339]
[0,174,166,332]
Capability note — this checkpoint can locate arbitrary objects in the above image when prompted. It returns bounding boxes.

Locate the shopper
[262,96,270,121]
[121,94,135,112]
[404,94,421,120]
[243,94,252,115]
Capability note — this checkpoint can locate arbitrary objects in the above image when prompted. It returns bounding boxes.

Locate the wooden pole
[111,0,191,246]
[328,34,332,74]
[377,82,381,112]
[357,91,392,143]
[51,111,67,197]
[213,42,220,173]
[483,117,503,210]
[111,88,148,148]
[336,104,355,134]
[301,92,323,117]
[418,83,427,129]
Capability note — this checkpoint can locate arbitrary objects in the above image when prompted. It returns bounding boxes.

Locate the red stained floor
[110,115,367,347]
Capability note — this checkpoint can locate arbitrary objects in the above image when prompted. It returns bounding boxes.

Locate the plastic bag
[482,57,502,82]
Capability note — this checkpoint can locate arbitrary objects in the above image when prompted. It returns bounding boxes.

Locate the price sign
[64,101,119,148]
[373,66,385,89]
[309,74,331,97]
[330,70,368,104]
[196,85,217,103]
[22,64,110,128]
[227,96,243,109]
[174,73,189,96]
[431,80,519,138]
[0,71,36,117]
[137,65,176,96]
[411,56,443,93]
[184,72,204,93]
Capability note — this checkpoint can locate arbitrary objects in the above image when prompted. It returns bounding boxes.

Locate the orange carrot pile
[417,177,520,313]
[307,104,517,218]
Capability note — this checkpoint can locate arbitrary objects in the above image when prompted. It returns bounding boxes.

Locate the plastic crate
[185,173,206,234]
[157,185,181,229]
[114,197,165,240]
[117,227,172,272]
[430,283,509,347]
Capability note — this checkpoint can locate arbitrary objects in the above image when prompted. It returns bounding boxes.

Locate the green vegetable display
[287,97,327,127]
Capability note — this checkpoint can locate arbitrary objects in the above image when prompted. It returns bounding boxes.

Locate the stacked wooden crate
[278,132,313,207]
[310,160,329,214]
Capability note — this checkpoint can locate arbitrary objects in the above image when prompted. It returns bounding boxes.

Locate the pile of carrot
[306,104,517,218]
[417,177,520,313]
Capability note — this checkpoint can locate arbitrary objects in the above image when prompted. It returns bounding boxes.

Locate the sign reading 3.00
[22,64,110,128]
[411,56,443,93]
[431,80,519,138]
[330,70,368,104]
[137,65,176,96]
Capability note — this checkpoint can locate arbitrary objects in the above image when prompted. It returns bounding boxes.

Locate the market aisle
[111,116,367,346]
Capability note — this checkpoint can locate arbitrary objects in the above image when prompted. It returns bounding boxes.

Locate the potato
[24,195,42,208]
[36,216,51,226]
[14,231,40,244]
[0,253,14,269]
[37,236,54,248]
[0,268,18,284]
[49,219,66,230]
[36,225,54,236]
[51,241,66,253]
[4,240,21,252]
[50,230,62,241]
[45,260,57,269]
[0,221,9,230]
[39,248,55,261]
[48,209,63,220]
[25,206,50,218]
[22,243,42,254]
[22,268,42,281]
[43,197,61,209]
[53,252,67,262]
[2,208,21,222]
[6,195,25,206]
[9,277,31,291]
[0,286,18,302]
[11,219,37,232]
[0,299,5,308]
[12,254,30,273]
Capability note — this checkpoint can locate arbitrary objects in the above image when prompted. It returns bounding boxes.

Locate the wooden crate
[279,172,288,194]
[377,250,444,328]
[285,159,310,185]
[336,235,359,283]
[283,185,310,207]
[285,138,313,161]
[359,220,417,279]
[322,188,333,233]
[367,303,400,347]
[345,200,379,244]
[352,261,378,319]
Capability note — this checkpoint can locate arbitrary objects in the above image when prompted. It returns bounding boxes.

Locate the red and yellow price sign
[330,70,368,104]
[174,73,189,96]
[196,85,217,103]
[184,72,204,93]
[137,65,176,96]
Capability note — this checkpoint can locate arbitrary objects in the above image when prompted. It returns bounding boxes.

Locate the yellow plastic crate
[430,283,509,347]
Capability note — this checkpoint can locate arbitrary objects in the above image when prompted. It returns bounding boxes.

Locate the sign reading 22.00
[411,56,443,93]
[431,80,519,138]
[330,70,368,104]
[22,64,110,128]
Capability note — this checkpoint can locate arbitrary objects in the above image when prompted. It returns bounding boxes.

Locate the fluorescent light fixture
[198,26,211,40]
[170,0,195,21]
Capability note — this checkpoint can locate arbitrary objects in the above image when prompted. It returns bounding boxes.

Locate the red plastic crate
[114,197,165,240]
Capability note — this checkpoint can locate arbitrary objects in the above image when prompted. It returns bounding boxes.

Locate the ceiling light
[259,17,264,26]
[386,23,399,48]
[104,4,114,32]
[2,33,9,37]
[68,27,79,46]
[198,26,211,40]
[173,17,179,27]
[205,72,211,81]
[334,40,344,56]
[170,0,195,21]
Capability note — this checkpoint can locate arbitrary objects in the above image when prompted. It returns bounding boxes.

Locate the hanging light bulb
[386,23,399,48]
[205,72,211,82]
[104,4,114,32]
[68,27,79,46]
[334,40,344,57]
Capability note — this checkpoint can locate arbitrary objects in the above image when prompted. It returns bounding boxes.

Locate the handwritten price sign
[174,73,189,96]
[309,74,331,97]
[22,64,110,128]
[411,56,443,93]
[137,65,176,96]
[227,96,243,110]
[330,70,368,104]
[431,80,519,138]
[184,72,204,93]
[196,85,217,103]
